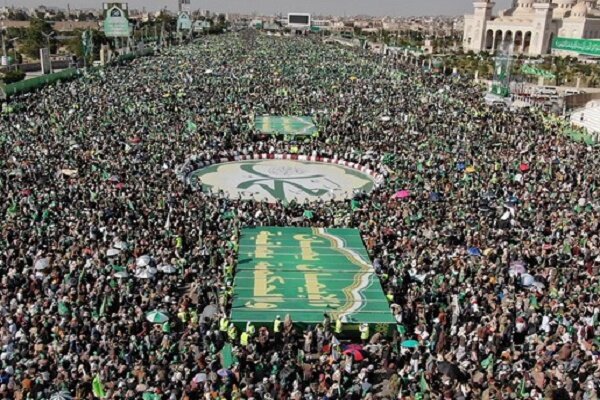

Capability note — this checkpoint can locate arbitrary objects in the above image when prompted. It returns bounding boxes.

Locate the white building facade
[463,0,600,55]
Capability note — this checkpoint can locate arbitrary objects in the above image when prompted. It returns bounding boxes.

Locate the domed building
[463,0,600,55]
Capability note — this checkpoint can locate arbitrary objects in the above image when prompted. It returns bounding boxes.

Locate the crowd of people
[0,32,598,400]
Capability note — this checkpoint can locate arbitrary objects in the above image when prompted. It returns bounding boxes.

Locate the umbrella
[135,270,154,279]
[136,255,151,267]
[193,372,207,383]
[34,257,50,270]
[437,361,467,382]
[465,166,476,173]
[217,368,233,378]
[113,241,128,250]
[146,310,169,324]
[146,266,158,274]
[532,281,546,289]
[509,261,526,276]
[401,339,419,348]
[201,304,218,319]
[521,273,535,287]
[114,271,129,278]
[106,248,120,257]
[159,264,177,274]
[429,192,442,202]
[343,347,367,361]
[393,190,410,199]
[519,163,530,172]
[50,391,73,400]
[467,247,482,256]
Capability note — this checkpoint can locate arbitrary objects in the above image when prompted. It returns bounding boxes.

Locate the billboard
[193,20,211,32]
[103,2,130,38]
[288,13,311,28]
[552,37,600,56]
[177,11,192,30]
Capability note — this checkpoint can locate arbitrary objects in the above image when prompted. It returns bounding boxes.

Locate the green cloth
[220,343,237,369]
[419,372,429,394]
[92,374,106,398]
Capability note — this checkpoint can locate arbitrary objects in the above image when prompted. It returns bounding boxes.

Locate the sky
[14,0,513,17]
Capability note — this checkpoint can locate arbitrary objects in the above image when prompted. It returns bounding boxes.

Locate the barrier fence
[1,47,155,100]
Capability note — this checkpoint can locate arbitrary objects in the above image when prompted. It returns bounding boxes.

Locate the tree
[2,69,26,84]
[8,10,29,21]
[66,29,106,64]
[20,18,55,59]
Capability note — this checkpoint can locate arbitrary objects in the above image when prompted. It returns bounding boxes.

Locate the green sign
[177,12,192,31]
[193,20,211,32]
[230,227,396,334]
[254,116,318,137]
[103,3,130,38]
[552,37,600,56]
[521,64,555,79]
[491,52,511,97]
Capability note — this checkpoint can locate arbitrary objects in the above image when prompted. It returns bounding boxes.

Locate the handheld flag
[92,374,106,398]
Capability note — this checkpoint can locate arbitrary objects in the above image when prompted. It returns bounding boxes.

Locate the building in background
[463,0,600,56]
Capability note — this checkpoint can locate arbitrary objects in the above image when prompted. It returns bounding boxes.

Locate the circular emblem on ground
[190,159,375,203]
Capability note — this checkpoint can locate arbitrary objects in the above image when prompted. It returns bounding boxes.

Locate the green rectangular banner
[552,37,600,56]
[254,116,318,137]
[231,227,396,335]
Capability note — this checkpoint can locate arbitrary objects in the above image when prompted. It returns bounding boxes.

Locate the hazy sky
[14,0,513,17]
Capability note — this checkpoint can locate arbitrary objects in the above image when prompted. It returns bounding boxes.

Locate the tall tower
[531,1,555,55]
[471,1,495,52]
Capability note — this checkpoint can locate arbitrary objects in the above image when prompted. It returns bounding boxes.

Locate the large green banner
[254,116,318,137]
[552,37,600,56]
[177,12,192,31]
[520,64,555,79]
[231,227,396,334]
[103,2,130,38]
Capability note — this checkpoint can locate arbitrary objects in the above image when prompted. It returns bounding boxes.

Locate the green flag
[518,377,528,398]
[92,374,106,398]
[58,301,70,316]
[222,210,235,220]
[419,372,429,393]
[481,354,494,370]
[99,295,107,317]
[186,120,197,132]
[7,201,18,216]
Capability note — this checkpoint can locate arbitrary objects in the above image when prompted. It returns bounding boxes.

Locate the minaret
[471,0,495,52]
[531,1,555,55]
